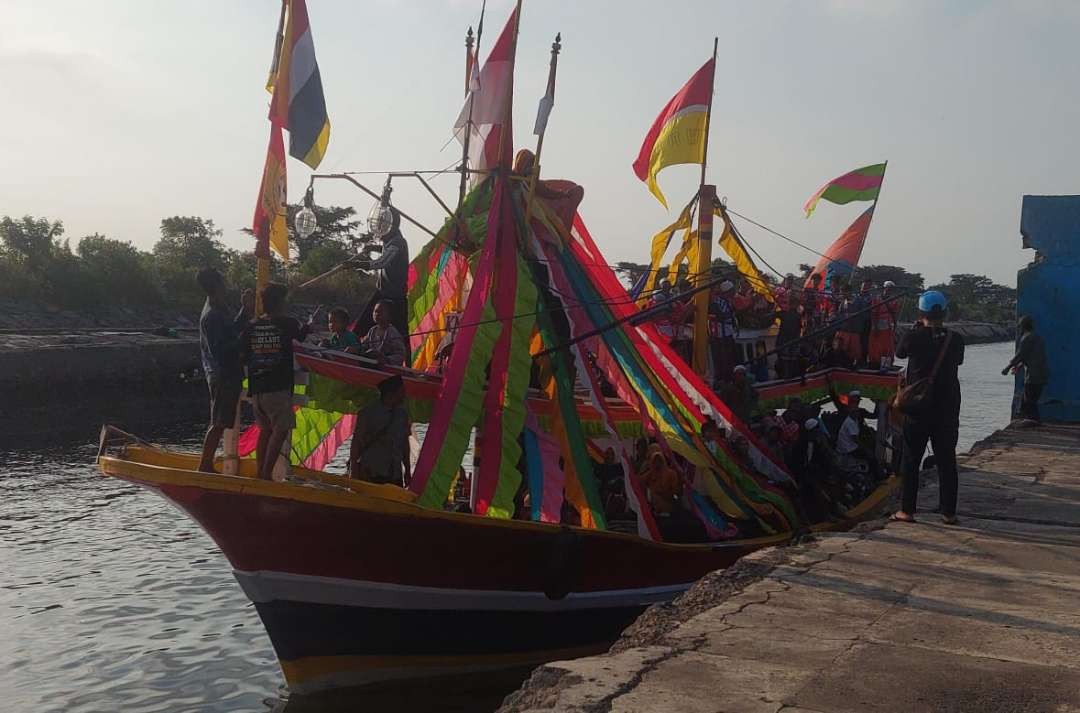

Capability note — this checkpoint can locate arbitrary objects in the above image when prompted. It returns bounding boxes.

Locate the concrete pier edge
[500,424,1080,713]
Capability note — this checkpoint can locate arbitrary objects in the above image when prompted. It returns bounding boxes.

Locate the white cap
[883,280,896,288]
[733,364,747,373]
[804,418,819,430]
[720,280,734,292]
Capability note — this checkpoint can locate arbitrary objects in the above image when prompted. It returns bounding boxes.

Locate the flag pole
[457,1,488,208]
[464,26,474,94]
[850,160,887,286]
[691,37,719,379]
[523,32,561,227]
[698,37,718,188]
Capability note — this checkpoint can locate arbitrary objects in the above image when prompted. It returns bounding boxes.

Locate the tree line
[0,205,377,315]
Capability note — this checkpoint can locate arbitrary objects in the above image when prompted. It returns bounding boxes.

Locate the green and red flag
[803,162,886,217]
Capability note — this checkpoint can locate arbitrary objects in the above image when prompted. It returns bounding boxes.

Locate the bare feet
[889,511,916,523]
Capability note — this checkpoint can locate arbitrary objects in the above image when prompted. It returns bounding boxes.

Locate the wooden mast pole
[523,32,561,227]
[458,1,487,208]
[691,37,719,379]
[257,0,290,317]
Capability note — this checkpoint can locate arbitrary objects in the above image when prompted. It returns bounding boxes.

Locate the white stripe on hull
[234,569,692,612]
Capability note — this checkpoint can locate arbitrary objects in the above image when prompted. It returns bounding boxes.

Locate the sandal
[889,512,916,523]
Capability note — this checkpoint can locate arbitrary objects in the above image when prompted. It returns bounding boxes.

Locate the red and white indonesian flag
[453,6,519,179]
[632,57,715,209]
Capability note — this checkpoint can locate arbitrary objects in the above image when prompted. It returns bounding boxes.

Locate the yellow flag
[632,58,715,208]
[715,209,773,303]
[639,204,694,306]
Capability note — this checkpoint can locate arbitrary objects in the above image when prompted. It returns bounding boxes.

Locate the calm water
[0,342,1015,712]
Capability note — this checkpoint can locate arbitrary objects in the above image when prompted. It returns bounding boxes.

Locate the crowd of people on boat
[193,211,1024,538]
[642,272,901,390]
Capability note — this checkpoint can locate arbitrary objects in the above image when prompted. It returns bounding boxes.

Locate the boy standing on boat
[242,283,313,481]
[196,268,251,474]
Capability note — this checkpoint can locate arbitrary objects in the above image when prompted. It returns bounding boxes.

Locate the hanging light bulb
[295,206,317,238]
[367,177,395,238]
[367,202,394,238]
[295,185,318,238]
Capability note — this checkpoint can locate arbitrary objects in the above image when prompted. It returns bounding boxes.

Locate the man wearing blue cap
[891,291,966,525]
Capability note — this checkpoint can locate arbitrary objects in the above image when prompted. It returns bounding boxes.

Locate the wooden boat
[95,1,905,694]
[98,428,897,693]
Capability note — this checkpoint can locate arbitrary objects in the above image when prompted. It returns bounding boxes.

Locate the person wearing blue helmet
[891,290,966,525]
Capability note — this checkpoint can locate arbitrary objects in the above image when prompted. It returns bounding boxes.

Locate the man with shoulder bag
[890,291,965,525]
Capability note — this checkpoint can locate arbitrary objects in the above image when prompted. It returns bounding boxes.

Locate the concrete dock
[501,424,1080,713]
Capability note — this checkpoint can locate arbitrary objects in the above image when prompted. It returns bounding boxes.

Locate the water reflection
[0,342,1015,712]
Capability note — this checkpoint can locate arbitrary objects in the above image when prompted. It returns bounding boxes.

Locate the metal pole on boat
[691,37,720,378]
[523,32,562,227]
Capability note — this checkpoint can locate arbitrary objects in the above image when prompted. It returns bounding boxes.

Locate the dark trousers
[900,416,959,517]
[1020,383,1044,422]
[711,336,736,385]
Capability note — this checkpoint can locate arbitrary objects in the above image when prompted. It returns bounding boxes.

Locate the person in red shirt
[868,280,900,368]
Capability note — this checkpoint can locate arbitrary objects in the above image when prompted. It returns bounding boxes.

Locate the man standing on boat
[196,267,251,474]
[892,291,965,525]
[868,281,899,369]
[353,207,410,344]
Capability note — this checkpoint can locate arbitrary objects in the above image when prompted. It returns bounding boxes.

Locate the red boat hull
[100,450,774,692]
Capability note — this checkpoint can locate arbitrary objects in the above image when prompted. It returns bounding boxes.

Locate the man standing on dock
[1003,315,1048,424]
[892,291,965,525]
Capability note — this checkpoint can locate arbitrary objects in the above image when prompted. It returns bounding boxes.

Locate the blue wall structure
[1017,195,1080,422]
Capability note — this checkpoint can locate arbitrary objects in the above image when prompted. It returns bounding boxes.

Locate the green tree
[77,234,161,305]
[929,274,1016,323]
[0,216,65,273]
[153,216,232,311]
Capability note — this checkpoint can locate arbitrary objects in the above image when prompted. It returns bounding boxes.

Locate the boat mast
[523,33,562,226]
[691,37,719,378]
[457,1,487,209]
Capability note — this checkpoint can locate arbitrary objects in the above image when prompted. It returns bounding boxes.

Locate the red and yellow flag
[252,120,289,260]
[632,57,715,208]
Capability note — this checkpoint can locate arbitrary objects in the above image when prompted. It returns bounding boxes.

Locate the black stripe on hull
[254,600,647,661]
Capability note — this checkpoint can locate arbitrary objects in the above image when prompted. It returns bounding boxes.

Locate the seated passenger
[350,374,410,485]
[359,299,407,366]
[639,444,682,516]
[718,365,758,423]
[321,307,361,353]
[819,333,856,370]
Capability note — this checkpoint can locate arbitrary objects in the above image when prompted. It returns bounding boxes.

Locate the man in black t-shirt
[242,283,312,481]
[892,290,965,525]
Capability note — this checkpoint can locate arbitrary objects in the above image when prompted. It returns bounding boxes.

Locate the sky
[2,0,1078,287]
